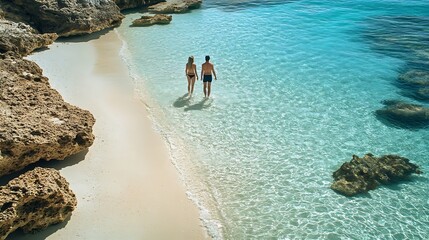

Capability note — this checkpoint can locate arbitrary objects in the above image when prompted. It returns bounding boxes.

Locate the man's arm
[200,65,204,80]
[212,65,217,80]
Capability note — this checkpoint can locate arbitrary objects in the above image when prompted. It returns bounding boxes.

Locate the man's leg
[203,82,207,97]
[207,82,212,97]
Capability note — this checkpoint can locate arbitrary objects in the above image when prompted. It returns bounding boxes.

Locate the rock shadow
[5,214,72,240]
[56,28,114,43]
[173,93,191,108]
[184,98,212,111]
[0,149,88,186]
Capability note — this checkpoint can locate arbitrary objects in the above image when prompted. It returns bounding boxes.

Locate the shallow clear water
[117,0,429,239]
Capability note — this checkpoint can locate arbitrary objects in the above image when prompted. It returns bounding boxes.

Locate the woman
[185,56,198,96]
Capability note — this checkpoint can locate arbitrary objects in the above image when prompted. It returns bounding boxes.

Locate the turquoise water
[118,0,429,239]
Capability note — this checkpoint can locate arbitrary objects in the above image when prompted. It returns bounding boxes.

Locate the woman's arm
[194,64,198,80]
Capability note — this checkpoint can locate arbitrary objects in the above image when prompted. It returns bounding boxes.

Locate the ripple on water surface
[117,0,429,239]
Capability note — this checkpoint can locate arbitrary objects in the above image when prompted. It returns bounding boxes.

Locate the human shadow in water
[173,93,191,108]
[184,98,212,111]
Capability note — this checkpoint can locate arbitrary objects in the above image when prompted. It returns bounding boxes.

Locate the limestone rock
[0,167,77,239]
[132,14,172,26]
[148,0,202,13]
[2,0,124,37]
[114,0,164,10]
[331,153,422,196]
[375,100,429,128]
[0,19,57,56]
[0,53,95,177]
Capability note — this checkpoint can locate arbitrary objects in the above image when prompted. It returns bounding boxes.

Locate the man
[200,55,217,98]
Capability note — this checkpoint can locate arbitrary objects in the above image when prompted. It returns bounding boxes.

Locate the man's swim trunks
[203,75,212,82]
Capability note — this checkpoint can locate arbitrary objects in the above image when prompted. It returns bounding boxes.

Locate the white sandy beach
[8,29,208,239]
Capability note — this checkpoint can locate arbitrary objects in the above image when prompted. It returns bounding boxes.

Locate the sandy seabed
[7,29,208,240]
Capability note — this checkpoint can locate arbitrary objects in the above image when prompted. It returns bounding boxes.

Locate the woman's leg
[190,78,196,95]
[187,76,191,95]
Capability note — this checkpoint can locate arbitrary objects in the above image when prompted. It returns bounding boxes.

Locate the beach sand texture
[8,30,208,240]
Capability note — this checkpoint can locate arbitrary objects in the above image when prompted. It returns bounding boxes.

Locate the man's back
[202,62,214,75]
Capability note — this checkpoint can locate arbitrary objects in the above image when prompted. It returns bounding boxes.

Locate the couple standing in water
[185,55,217,98]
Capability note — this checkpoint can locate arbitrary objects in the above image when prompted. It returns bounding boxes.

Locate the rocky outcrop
[148,0,202,13]
[1,0,124,37]
[0,53,95,177]
[331,153,422,196]
[132,14,172,26]
[0,20,57,56]
[375,100,429,128]
[114,0,164,10]
[0,167,77,239]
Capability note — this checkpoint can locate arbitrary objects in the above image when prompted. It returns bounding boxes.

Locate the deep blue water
[117,0,429,239]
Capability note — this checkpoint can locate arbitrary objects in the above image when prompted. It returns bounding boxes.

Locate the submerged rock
[331,153,422,196]
[114,0,164,10]
[415,87,429,100]
[0,53,95,177]
[148,0,202,13]
[132,14,172,26]
[2,0,124,37]
[0,167,77,239]
[375,100,429,128]
[398,70,429,87]
[0,19,57,56]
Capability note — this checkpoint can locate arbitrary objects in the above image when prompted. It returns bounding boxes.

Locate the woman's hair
[187,56,194,66]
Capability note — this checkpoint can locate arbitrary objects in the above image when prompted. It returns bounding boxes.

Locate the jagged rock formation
[0,53,95,177]
[114,0,164,10]
[0,19,57,56]
[0,0,124,37]
[0,167,77,239]
[376,100,429,128]
[331,153,422,196]
[132,14,172,26]
[148,0,202,13]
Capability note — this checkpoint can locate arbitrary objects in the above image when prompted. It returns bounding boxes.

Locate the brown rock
[0,53,95,177]
[1,0,124,37]
[132,14,172,26]
[331,153,422,196]
[0,167,77,239]
[148,0,202,14]
[0,19,57,56]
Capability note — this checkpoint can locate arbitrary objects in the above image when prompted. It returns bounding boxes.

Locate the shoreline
[11,29,208,239]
